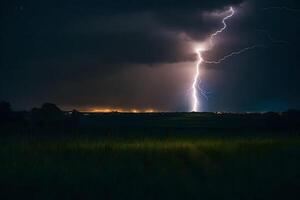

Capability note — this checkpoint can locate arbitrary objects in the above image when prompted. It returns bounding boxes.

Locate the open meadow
[1,111,300,199]
[1,135,299,200]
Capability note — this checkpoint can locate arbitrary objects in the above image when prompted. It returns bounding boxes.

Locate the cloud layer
[1,0,300,111]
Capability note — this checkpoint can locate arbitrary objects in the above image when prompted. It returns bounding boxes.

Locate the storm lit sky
[1,0,300,112]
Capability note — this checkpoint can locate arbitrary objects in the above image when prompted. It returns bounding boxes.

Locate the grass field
[1,136,299,200]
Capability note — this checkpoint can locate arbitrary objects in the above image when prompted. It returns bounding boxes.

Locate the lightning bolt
[203,44,267,64]
[192,6,235,112]
[191,7,269,111]
[191,52,202,111]
[209,6,235,48]
[191,5,297,112]
[200,29,289,66]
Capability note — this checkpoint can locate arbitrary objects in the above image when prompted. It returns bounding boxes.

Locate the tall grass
[1,136,299,200]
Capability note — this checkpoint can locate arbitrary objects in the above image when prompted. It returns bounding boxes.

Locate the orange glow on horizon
[81,107,158,113]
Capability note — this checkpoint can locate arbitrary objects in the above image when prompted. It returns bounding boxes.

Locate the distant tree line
[0,101,82,135]
[0,101,300,136]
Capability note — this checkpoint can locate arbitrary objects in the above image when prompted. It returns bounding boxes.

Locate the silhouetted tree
[70,109,81,118]
[30,103,64,130]
[40,103,64,121]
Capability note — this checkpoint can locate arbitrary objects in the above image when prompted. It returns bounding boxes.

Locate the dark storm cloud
[1,0,300,111]
[2,0,243,65]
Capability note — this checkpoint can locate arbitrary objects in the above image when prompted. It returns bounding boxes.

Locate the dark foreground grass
[1,136,299,200]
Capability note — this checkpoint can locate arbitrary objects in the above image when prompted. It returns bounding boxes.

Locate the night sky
[1,0,300,112]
